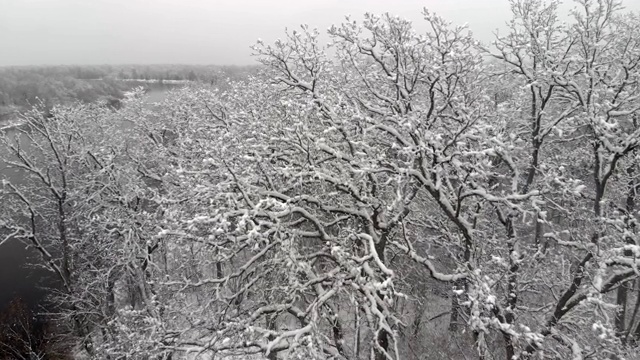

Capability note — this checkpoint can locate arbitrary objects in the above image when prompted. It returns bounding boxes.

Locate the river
[0,130,53,309]
[0,84,179,311]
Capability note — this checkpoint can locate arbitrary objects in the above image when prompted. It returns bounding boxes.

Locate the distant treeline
[0,64,259,121]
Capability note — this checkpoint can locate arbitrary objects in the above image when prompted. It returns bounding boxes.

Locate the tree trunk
[449,279,462,332]
[615,283,629,336]
[374,328,390,360]
[266,314,277,360]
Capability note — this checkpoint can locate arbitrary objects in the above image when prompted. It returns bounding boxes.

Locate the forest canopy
[2,0,640,359]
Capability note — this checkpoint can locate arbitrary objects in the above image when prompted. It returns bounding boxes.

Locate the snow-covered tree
[3,2,640,360]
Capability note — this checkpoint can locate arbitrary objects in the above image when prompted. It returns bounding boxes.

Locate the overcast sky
[1,0,639,66]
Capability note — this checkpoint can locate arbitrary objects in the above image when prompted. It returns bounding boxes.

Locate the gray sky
[1,0,638,66]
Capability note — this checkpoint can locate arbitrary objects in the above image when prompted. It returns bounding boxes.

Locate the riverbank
[119,78,191,84]
[0,81,185,132]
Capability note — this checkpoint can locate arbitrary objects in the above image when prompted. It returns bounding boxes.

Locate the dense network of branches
[2,1,640,359]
